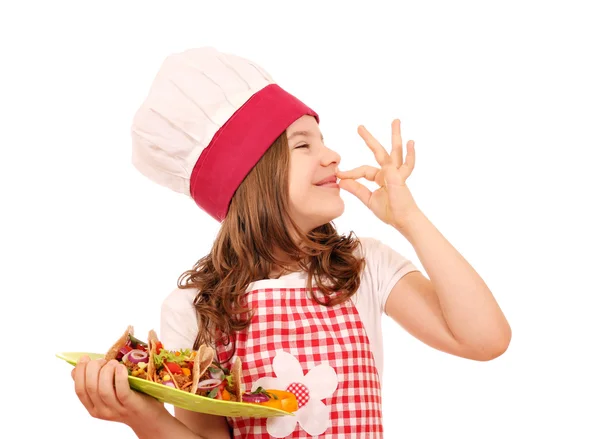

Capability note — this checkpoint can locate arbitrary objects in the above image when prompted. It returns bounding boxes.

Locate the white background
[1,0,599,437]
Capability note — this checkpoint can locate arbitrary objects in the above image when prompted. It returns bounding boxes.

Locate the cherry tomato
[164,361,183,375]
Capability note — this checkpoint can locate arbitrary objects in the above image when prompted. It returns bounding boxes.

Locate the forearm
[128,407,209,439]
[398,208,511,355]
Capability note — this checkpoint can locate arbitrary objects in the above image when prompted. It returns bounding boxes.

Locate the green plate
[57,352,292,418]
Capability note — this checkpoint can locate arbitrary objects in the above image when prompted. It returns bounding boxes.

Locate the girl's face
[286,115,344,232]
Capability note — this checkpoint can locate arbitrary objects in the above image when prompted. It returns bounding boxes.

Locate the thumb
[339,179,372,207]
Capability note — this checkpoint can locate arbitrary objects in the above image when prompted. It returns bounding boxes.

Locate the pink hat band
[190,84,318,221]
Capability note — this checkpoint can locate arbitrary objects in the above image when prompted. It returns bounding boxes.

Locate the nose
[321,145,341,168]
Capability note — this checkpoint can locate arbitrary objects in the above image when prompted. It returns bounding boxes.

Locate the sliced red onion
[163,381,176,388]
[123,349,148,364]
[242,392,270,403]
[197,378,223,390]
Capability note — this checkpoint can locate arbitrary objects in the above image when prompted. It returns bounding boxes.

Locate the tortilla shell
[231,356,244,402]
[191,345,216,394]
[104,325,133,361]
[146,329,159,382]
[147,329,159,346]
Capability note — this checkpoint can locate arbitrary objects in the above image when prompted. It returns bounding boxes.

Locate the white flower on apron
[252,350,339,438]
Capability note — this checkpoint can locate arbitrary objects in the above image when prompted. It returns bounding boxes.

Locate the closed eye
[294,144,309,149]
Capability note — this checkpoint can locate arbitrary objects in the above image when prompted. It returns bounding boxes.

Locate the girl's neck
[267,247,302,279]
[267,233,309,278]
[268,263,301,279]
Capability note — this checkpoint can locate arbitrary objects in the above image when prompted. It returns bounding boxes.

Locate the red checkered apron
[216,279,383,438]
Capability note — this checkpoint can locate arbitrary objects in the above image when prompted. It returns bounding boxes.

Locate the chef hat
[131,47,319,222]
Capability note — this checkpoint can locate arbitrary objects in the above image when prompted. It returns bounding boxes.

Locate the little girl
[71,47,511,439]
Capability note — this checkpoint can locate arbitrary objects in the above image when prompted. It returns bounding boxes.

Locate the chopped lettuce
[208,366,221,375]
[153,348,193,367]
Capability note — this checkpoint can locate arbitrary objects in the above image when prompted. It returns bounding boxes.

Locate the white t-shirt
[160,236,419,381]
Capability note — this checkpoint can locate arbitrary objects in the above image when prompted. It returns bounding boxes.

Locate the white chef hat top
[131,47,319,221]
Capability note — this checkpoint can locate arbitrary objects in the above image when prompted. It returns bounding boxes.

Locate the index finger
[73,356,94,411]
[115,363,136,407]
[358,125,390,166]
[85,358,107,411]
[337,165,384,186]
[337,165,378,180]
[98,360,124,410]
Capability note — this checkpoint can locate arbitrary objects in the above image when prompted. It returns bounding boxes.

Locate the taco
[147,337,211,392]
[194,354,244,402]
[104,325,153,380]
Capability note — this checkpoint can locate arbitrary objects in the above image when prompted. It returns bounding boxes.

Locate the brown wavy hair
[177,130,365,361]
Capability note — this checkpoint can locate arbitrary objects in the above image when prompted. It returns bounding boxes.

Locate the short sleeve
[159,287,200,350]
[359,237,420,314]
